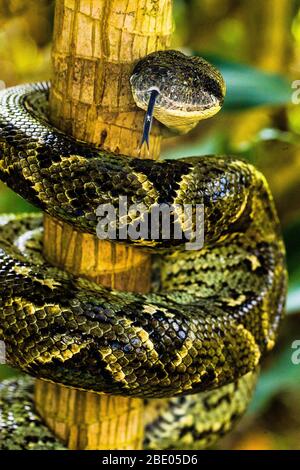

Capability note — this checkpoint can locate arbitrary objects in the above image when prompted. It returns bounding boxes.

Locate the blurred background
[0,0,299,450]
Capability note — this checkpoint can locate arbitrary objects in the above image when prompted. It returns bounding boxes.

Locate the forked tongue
[140,87,160,151]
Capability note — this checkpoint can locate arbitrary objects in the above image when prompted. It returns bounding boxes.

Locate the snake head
[130,49,226,147]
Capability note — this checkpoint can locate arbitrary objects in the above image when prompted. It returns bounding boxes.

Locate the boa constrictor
[0,51,287,450]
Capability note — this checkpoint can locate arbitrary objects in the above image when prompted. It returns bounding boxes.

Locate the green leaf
[195,53,291,110]
[249,347,300,415]
[283,220,300,314]
[287,287,300,315]
[0,185,37,213]
[162,130,227,159]
[0,365,20,381]
[284,219,300,275]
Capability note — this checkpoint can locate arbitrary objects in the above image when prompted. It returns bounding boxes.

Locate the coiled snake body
[0,51,287,449]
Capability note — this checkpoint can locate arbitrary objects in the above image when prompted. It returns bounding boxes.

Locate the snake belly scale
[0,51,287,450]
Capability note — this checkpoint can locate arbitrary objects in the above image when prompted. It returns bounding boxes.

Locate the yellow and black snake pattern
[0,51,287,449]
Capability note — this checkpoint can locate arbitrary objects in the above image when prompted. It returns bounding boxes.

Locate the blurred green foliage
[0,0,300,450]
[203,56,292,110]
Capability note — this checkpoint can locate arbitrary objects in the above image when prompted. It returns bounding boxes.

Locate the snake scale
[0,51,287,449]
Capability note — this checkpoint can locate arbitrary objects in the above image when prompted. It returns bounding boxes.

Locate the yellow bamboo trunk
[34,0,173,450]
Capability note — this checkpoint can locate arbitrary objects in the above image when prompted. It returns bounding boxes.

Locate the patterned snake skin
[0,52,287,449]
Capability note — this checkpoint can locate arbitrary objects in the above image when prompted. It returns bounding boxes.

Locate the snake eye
[130,49,226,139]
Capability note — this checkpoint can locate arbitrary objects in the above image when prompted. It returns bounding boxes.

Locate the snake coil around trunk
[0,53,287,450]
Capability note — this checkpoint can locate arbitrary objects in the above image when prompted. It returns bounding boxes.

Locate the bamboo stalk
[246,0,292,73]
[34,0,173,450]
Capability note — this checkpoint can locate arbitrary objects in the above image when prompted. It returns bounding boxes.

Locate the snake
[0,50,287,449]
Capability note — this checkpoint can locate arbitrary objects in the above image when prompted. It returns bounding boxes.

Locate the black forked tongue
[140,87,160,151]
